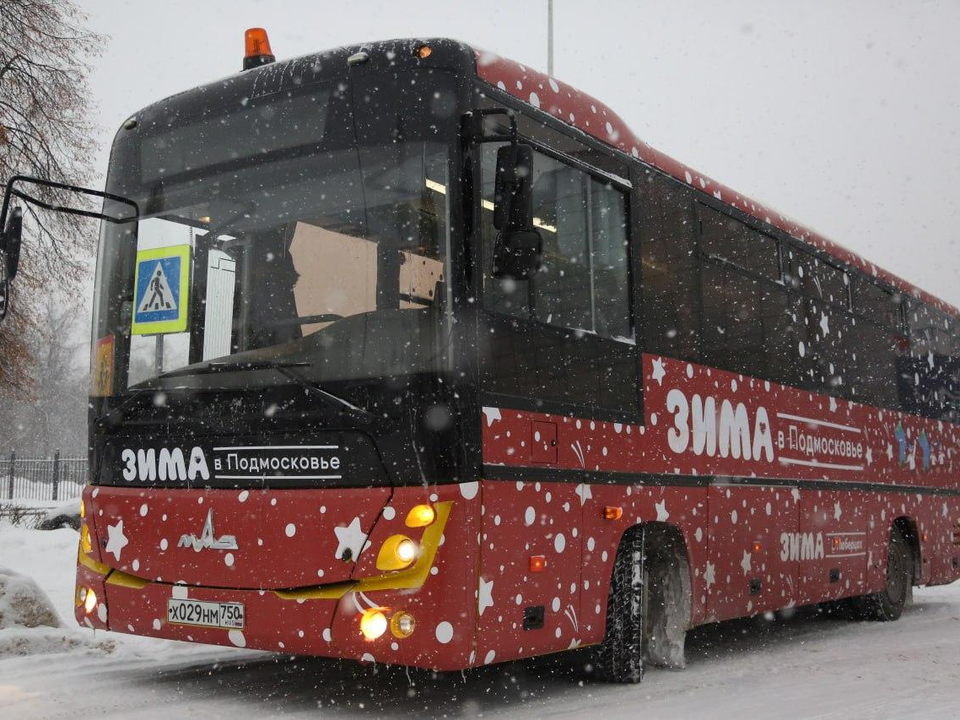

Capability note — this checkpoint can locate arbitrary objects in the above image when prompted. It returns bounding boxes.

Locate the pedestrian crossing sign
[131,245,191,335]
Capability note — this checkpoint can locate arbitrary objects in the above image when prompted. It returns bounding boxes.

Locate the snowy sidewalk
[1,521,958,719]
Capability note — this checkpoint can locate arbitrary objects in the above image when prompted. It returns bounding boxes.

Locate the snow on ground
[1,520,958,719]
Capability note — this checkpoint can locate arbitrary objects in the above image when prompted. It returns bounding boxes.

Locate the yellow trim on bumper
[106,569,149,589]
[78,548,111,576]
[273,500,454,601]
[353,500,452,593]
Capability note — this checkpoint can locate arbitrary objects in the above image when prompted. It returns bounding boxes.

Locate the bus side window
[479,141,636,414]
[481,144,630,341]
[695,205,810,390]
[905,301,959,420]
[785,248,849,309]
[639,172,699,360]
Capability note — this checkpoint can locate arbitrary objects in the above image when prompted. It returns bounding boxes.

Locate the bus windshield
[90,72,455,395]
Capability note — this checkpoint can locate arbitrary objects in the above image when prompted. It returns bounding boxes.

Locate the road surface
[2,523,958,719]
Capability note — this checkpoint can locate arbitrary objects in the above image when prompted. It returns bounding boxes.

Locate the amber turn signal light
[415,45,433,59]
[405,504,436,528]
[602,506,623,521]
[529,555,546,573]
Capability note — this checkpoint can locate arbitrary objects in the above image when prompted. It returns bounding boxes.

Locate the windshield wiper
[158,359,378,424]
[268,363,379,425]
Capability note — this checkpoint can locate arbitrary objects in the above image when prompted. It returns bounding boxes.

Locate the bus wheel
[594,528,645,683]
[859,525,913,622]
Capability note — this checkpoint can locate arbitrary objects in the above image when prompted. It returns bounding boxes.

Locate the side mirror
[492,144,542,280]
[2,206,23,280]
[0,206,21,323]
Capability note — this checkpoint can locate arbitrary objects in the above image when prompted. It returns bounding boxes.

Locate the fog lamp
[360,609,388,640]
[84,588,97,614]
[391,611,416,638]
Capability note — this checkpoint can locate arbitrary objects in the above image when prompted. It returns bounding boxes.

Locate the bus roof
[471,47,958,320]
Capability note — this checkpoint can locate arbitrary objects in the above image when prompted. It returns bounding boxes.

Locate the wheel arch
[892,515,922,583]
[613,521,693,628]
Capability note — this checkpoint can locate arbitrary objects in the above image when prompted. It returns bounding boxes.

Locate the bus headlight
[360,609,388,640]
[376,535,419,571]
[396,538,418,564]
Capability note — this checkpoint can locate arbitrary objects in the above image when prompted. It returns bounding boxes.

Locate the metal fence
[1,452,87,503]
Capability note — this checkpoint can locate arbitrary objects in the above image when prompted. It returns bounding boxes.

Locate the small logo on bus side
[178,509,238,552]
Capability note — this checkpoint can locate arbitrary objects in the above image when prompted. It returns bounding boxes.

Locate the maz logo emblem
[178,509,238,552]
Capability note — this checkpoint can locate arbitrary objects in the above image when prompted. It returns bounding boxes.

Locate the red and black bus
[4,33,958,683]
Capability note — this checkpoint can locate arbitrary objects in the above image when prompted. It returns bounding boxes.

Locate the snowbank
[0,566,60,629]
[0,525,114,657]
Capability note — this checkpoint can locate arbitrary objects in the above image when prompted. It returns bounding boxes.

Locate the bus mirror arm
[0,175,140,234]
[461,108,518,145]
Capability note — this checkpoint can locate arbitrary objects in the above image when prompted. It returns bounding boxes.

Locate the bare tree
[0,0,104,394]
[0,296,88,455]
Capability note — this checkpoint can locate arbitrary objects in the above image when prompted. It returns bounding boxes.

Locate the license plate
[167,598,244,630]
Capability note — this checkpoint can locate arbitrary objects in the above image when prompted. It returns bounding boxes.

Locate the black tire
[859,525,913,621]
[594,528,645,683]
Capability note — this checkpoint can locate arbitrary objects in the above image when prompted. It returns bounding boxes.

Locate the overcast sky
[77,0,960,305]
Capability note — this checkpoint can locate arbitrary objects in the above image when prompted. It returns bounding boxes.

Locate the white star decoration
[478,577,494,616]
[105,519,129,562]
[655,500,669,522]
[575,483,593,506]
[650,357,666,386]
[334,517,368,560]
[704,561,716,588]
[740,550,752,575]
[834,502,842,521]
[481,406,502,428]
